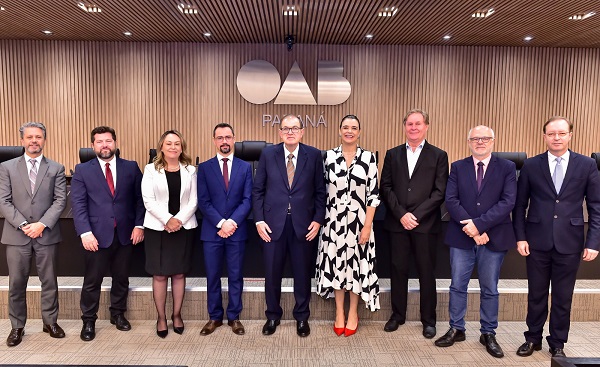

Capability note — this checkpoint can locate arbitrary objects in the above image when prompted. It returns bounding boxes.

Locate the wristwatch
[18,221,29,230]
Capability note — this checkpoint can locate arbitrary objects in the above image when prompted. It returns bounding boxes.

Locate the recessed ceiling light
[41,30,53,35]
[443,35,452,40]
[366,34,374,39]
[378,6,398,17]
[123,31,132,36]
[569,12,595,20]
[178,3,198,14]
[203,32,212,37]
[77,2,101,13]
[282,5,298,16]
[472,8,494,18]
[524,36,534,42]
[0,6,5,11]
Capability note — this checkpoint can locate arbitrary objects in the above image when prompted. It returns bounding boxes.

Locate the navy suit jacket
[71,157,145,248]
[252,142,326,242]
[513,150,600,254]
[197,156,253,242]
[445,155,517,251]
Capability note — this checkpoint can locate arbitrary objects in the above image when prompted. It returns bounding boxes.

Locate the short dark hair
[339,114,360,129]
[19,122,47,139]
[403,109,430,125]
[543,116,573,133]
[91,126,116,143]
[213,123,235,137]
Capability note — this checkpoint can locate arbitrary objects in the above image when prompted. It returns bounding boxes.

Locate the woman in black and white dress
[316,115,380,337]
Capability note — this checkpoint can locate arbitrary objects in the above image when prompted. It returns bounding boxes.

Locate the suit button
[477,203,481,206]
[289,195,292,198]
[554,215,558,219]
[556,200,559,203]
[408,188,411,191]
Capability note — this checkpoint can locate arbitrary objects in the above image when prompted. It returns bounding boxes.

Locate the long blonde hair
[153,130,192,171]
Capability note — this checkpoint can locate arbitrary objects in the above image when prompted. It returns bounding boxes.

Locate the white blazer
[142,162,198,231]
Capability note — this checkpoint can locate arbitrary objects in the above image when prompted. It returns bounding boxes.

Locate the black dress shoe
[480,333,504,358]
[6,328,24,347]
[262,319,280,335]
[423,325,436,339]
[550,347,567,358]
[171,314,184,335]
[156,319,168,339]
[110,314,131,331]
[43,323,65,338]
[384,318,404,332]
[297,320,310,337]
[80,321,95,342]
[516,341,542,357]
[434,328,466,347]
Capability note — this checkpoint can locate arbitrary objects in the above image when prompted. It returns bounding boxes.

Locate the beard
[219,144,231,154]
[96,148,116,159]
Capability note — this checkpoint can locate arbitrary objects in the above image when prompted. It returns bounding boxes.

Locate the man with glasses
[513,116,600,358]
[252,114,326,337]
[197,123,253,336]
[434,126,516,358]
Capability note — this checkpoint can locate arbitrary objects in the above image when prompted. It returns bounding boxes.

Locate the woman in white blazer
[142,130,197,338]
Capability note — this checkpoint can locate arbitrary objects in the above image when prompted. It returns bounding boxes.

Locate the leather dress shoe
[200,320,223,336]
[80,321,95,342]
[423,325,436,339]
[434,328,466,347]
[383,318,404,332]
[110,314,131,331]
[550,347,567,358]
[156,319,168,339]
[228,320,245,335]
[297,320,310,337]
[43,323,65,338]
[171,314,184,335]
[6,328,24,347]
[262,319,280,335]
[479,333,504,358]
[516,341,542,357]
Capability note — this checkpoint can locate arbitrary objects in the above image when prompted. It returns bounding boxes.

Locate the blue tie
[552,157,564,194]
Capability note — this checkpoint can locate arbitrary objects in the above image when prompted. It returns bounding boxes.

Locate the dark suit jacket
[252,142,326,241]
[445,155,517,251]
[380,141,449,234]
[0,155,66,246]
[197,156,253,242]
[513,150,600,254]
[71,157,145,248]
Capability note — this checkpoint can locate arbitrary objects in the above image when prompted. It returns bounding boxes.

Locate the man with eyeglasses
[434,125,516,358]
[196,123,253,336]
[252,114,326,337]
[513,116,600,358]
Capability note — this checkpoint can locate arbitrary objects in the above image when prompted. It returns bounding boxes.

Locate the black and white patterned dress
[316,145,381,311]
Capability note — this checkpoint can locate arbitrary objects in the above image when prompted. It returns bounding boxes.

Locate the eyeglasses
[214,135,234,142]
[280,126,302,134]
[545,132,570,139]
[468,137,493,143]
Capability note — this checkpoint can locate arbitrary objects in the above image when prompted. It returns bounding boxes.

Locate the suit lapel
[398,145,410,180]
[275,144,290,189]
[411,141,428,178]
[93,159,113,198]
[540,153,556,194]
[228,157,240,193]
[466,157,478,194]
[559,150,577,195]
[32,157,50,197]
[17,156,32,197]
[178,164,188,199]
[292,144,308,190]
[478,155,496,194]
[209,157,227,193]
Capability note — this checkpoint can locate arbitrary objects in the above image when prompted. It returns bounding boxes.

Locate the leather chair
[234,141,273,176]
[592,152,600,170]
[492,152,527,178]
[0,146,25,164]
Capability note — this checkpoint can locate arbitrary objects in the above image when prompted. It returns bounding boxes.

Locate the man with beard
[196,123,253,336]
[0,122,67,346]
[71,126,145,341]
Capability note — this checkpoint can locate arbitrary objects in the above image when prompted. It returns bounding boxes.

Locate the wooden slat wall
[1,40,599,173]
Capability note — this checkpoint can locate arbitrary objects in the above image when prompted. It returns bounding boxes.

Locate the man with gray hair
[0,122,67,347]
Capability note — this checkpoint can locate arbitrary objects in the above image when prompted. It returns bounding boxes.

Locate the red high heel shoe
[333,324,345,336]
[344,318,358,337]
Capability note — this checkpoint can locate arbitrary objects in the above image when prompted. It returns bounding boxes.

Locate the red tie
[105,163,115,196]
[222,158,229,191]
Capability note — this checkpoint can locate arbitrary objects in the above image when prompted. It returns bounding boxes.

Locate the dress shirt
[21,153,46,227]
[473,154,492,178]
[283,145,299,169]
[215,153,236,229]
[547,150,570,177]
[406,140,425,178]
[98,156,117,188]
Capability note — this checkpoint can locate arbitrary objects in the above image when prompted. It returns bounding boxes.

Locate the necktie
[29,159,37,193]
[476,161,484,192]
[222,158,229,190]
[105,163,115,196]
[287,154,295,187]
[553,157,564,194]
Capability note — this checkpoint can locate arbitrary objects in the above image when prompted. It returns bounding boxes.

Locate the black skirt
[144,228,194,276]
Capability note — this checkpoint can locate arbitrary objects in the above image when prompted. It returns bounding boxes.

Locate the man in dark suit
[434,126,516,358]
[514,116,600,358]
[71,126,145,342]
[380,109,448,339]
[252,114,326,337]
[0,122,67,346]
[197,123,253,336]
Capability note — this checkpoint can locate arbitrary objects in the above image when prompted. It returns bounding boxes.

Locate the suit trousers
[524,248,580,349]
[80,230,132,322]
[263,214,314,321]
[389,231,438,327]
[203,239,246,321]
[6,239,58,328]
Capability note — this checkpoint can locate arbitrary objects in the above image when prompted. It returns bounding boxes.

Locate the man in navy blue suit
[514,116,600,358]
[252,114,326,337]
[434,125,516,358]
[197,123,253,336]
[71,126,145,341]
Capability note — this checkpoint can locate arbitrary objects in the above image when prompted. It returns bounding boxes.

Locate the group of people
[0,111,598,361]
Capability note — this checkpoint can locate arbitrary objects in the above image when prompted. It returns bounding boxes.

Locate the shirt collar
[97,155,116,167]
[24,153,42,163]
[474,154,492,166]
[216,153,232,161]
[284,144,300,158]
[548,150,570,164]
[406,140,425,151]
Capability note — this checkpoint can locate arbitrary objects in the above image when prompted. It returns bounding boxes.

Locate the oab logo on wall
[236,60,351,105]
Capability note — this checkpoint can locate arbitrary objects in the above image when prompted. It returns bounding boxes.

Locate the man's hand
[473,232,489,245]
[400,212,419,230]
[306,221,321,241]
[517,240,530,256]
[221,220,237,237]
[460,219,480,237]
[217,229,229,238]
[131,227,144,245]
[256,222,272,242]
[22,222,45,239]
[82,233,99,252]
[165,217,182,233]
[583,248,599,262]
[358,224,371,245]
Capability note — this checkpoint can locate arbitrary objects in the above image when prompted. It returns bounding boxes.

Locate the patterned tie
[287,154,295,187]
[29,159,37,193]
[222,158,229,190]
[476,161,484,193]
[553,157,564,194]
[105,163,115,196]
